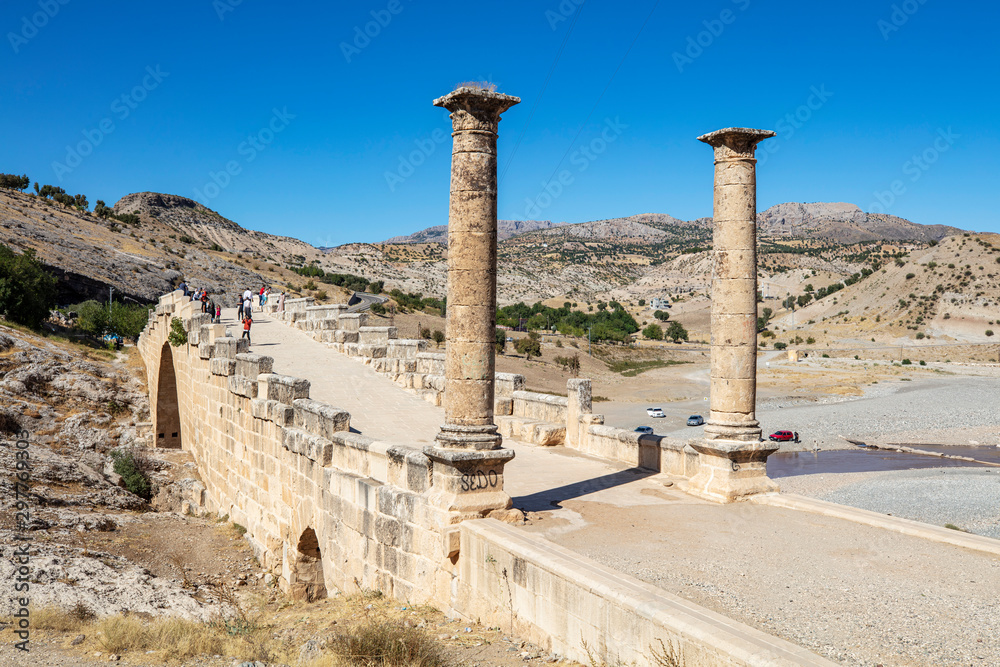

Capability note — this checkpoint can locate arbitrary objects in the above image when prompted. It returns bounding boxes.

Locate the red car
[769,430,799,442]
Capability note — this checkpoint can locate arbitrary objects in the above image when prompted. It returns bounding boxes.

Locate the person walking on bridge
[242,312,252,346]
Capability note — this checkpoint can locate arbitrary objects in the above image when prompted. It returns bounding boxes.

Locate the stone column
[689,127,779,502]
[425,87,519,534]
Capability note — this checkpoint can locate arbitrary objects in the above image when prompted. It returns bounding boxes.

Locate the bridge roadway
[226,308,1000,666]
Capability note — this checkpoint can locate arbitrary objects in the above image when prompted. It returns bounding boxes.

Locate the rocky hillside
[758,202,963,243]
[0,190,346,305]
[765,233,1000,348]
[114,191,315,257]
[384,218,565,244]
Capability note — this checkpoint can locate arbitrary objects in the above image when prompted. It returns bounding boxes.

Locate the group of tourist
[178,281,222,323]
[177,281,276,347]
[236,285,272,346]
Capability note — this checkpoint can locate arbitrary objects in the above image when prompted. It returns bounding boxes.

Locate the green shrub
[73,300,152,339]
[987,330,995,337]
[919,360,926,366]
[0,244,57,328]
[665,321,688,343]
[642,324,663,340]
[168,317,188,347]
[370,303,386,315]
[110,449,152,500]
[774,342,787,350]
[901,358,912,365]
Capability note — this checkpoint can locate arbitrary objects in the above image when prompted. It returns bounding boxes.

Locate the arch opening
[155,342,181,449]
[290,527,327,602]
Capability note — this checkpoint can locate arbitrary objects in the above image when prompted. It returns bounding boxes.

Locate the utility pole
[588,326,592,356]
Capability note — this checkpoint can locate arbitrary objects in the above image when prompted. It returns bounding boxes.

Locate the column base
[704,417,762,443]
[688,439,779,503]
[435,423,503,450]
[424,445,516,560]
[423,446,515,515]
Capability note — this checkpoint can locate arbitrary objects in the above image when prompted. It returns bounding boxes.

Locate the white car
[646,407,665,418]
[634,426,654,435]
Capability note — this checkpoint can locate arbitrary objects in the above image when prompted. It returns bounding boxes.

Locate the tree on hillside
[653,309,670,322]
[432,329,445,348]
[495,328,507,355]
[515,332,542,361]
[0,244,58,328]
[94,200,113,220]
[757,307,773,333]
[0,174,30,191]
[666,321,688,343]
[642,324,663,340]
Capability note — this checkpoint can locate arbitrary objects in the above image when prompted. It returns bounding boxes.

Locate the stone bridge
[135,88,1000,666]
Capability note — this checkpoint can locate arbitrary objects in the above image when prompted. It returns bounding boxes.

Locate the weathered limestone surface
[432,86,519,452]
[689,127,780,502]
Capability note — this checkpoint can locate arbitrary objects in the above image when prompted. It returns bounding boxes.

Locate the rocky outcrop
[758,202,963,242]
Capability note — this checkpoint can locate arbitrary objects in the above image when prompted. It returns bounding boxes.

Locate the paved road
[347,291,388,313]
[228,307,1000,667]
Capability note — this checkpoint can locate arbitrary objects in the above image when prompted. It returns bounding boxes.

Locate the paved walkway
[227,308,1000,667]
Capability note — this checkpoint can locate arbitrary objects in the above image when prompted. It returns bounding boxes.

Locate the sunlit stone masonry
[425,86,520,521]
[690,127,779,503]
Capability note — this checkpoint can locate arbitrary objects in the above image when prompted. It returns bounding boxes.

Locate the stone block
[236,353,274,378]
[228,375,257,399]
[199,342,213,360]
[214,337,238,360]
[357,344,387,359]
[210,358,237,376]
[293,398,351,439]
[494,397,513,416]
[258,374,310,404]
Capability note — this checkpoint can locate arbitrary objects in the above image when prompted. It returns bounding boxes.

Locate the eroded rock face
[0,550,221,621]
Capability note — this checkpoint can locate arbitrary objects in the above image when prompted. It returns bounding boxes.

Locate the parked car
[634,426,654,435]
[686,415,704,426]
[769,430,799,442]
[646,407,665,418]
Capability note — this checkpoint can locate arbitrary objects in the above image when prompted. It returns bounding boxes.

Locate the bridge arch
[155,342,181,449]
[289,527,327,602]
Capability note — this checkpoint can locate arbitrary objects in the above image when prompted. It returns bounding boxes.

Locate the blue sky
[2,0,997,246]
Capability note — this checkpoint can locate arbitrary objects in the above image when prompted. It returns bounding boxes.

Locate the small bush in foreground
[110,448,152,500]
[330,620,446,667]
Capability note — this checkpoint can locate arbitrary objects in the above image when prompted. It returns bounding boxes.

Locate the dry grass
[8,588,503,667]
[328,620,447,667]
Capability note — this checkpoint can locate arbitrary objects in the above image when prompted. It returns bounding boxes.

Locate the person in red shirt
[242,314,252,345]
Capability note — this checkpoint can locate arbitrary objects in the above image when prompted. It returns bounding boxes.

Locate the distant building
[650,297,671,310]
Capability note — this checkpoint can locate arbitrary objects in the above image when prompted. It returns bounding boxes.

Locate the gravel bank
[779,467,1000,539]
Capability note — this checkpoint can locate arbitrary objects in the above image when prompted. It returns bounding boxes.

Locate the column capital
[697,127,775,160]
[434,86,521,133]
